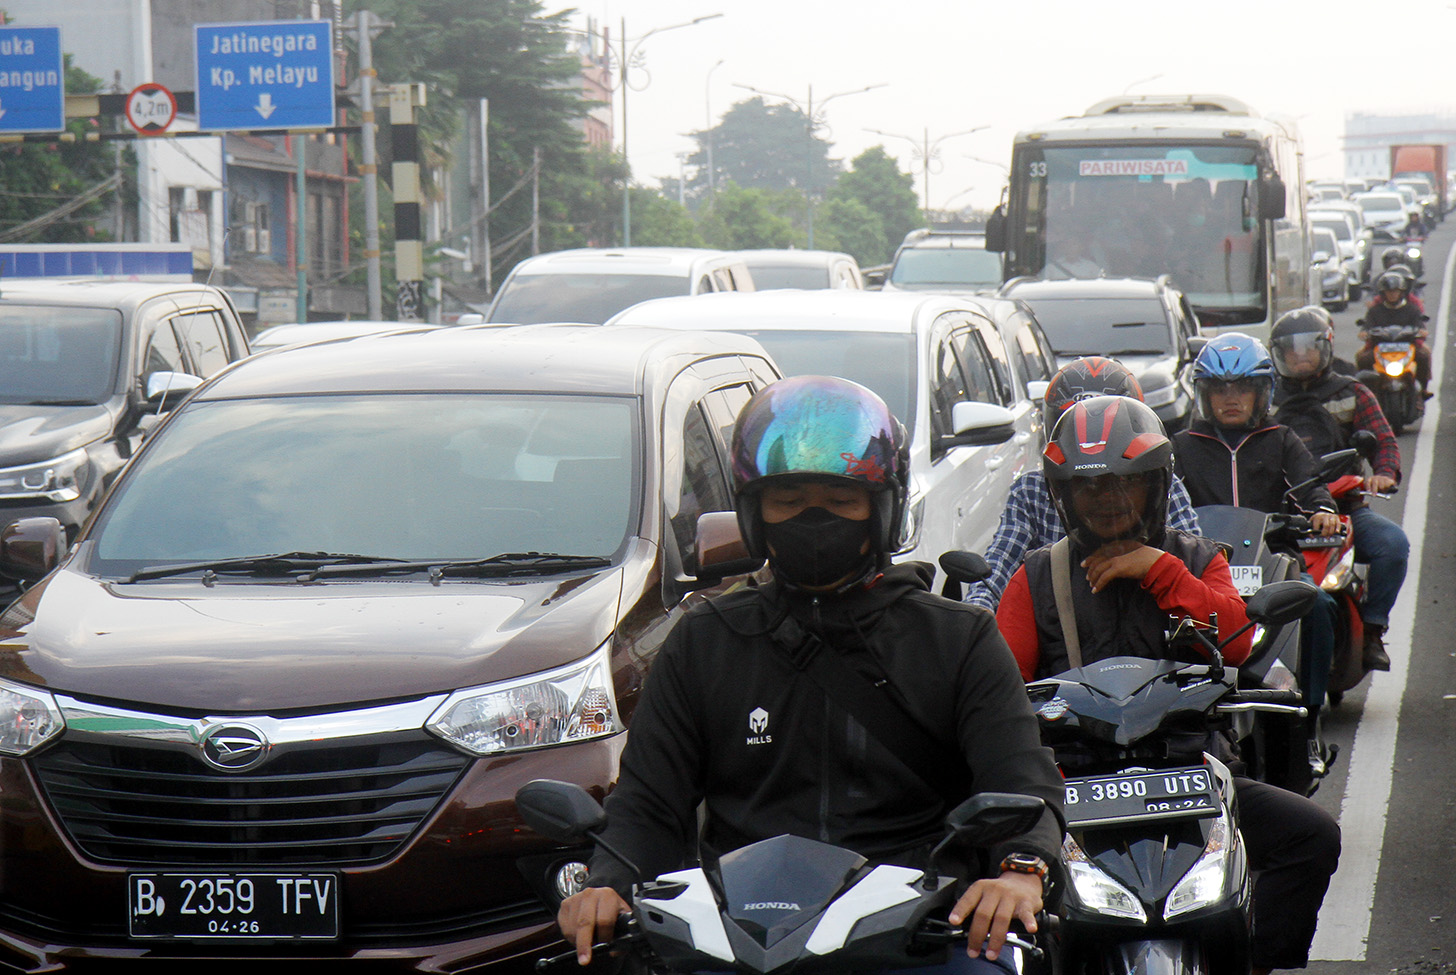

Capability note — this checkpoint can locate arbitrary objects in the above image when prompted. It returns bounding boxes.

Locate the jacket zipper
[813,595,833,842]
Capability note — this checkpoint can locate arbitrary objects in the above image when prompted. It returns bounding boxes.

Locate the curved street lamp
[865,125,988,220]
[731,81,888,247]
[596,13,723,246]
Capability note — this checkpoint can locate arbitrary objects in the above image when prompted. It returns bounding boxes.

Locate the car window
[971,322,1015,405]
[143,319,186,378]
[487,273,692,324]
[1020,296,1174,356]
[1011,315,1055,384]
[669,404,735,572]
[172,309,232,376]
[0,305,122,406]
[701,383,755,451]
[930,335,972,444]
[695,275,714,295]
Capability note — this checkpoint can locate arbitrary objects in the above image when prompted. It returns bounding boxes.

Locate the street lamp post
[865,125,987,221]
[732,81,887,248]
[705,59,724,200]
[598,14,722,246]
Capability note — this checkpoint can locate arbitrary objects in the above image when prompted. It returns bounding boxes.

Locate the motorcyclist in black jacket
[555,375,1066,971]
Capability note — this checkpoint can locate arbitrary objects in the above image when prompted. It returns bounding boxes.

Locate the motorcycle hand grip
[1229,688,1303,704]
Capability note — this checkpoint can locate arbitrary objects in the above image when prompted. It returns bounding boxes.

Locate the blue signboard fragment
[0,26,65,133]
[195,20,334,132]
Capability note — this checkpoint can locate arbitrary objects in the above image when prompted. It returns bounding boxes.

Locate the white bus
[987,94,1310,340]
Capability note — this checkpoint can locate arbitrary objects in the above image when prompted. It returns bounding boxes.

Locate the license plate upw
[1229,564,1262,596]
[1063,767,1218,827]
[129,873,338,939]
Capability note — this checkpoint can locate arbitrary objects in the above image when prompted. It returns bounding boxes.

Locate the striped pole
[390,83,426,321]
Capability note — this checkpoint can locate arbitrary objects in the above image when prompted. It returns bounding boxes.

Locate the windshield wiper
[25,398,96,406]
[309,552,613,580]
[128,551,408,583]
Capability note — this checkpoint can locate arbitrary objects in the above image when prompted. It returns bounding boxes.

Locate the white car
[1309,207,1371,287]
[249,320,440,353]
[733,249,864,290]
[1311,227,1350,312]
[1353,191,1412,240]
[606,289,1050,582]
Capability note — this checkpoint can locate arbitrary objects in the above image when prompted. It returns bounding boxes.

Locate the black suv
[998,276,1202,430]
[0,324,778,972]
[0,279,251,540]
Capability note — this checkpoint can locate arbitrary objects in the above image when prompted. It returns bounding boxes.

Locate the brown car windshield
[90,393,639,571]
[0,305,122,405]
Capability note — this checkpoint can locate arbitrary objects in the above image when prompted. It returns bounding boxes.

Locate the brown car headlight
[0,678,64,756]
[426,643,621,756]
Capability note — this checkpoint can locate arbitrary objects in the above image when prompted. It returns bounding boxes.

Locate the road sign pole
[354,10,382,320]
[391,82,425,321]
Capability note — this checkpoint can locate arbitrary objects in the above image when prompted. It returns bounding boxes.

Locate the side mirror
[1245,580,1320,627]
[944,793,1047,847]
[1312,251,1332,264]
[689,511,764,589]
[1349,429,1378,459]
[514,779,606,844]
[984,205,1007,252]
[1025,379,1050,404]
[1186,335,1209,357]
[143,370,204,414]
[1315,447,1361,480]
[862,266,888,289]
[1259,176,1287,221]
[939,551,991,585]
[0,518,66,582]
[946,401,1016,448]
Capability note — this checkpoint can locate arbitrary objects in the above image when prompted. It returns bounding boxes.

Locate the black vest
[1273,371,1358,460]
[1023,530,1220,679]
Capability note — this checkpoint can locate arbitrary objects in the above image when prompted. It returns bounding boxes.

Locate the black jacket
[587,562,1065,896]
[1173,421,1335,515]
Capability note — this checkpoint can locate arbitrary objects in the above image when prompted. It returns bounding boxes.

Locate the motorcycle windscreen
[716,835,866,947]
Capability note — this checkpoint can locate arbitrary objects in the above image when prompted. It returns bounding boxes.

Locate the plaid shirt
[1349,382,1402,482]
[965,470,1201,610]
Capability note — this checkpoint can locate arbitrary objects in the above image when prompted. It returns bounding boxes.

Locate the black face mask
[761,506,873,590]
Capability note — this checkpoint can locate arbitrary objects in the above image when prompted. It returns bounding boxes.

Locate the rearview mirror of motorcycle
[1315,447,1361,481]
[942,793,1047,849]
[1244,580,1322,628]
[1350,429,1378,460]
[939,551,992,585]
[515,780,607,843]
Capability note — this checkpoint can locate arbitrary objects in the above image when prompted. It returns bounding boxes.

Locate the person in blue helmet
[554,375,1066,972]
[1171,333,1342,782]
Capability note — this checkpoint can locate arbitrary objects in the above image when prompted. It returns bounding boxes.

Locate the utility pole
[350,9,385,320]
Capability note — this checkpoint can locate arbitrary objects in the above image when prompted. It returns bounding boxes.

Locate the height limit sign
[124,83,177,135]
[195,20,335,131]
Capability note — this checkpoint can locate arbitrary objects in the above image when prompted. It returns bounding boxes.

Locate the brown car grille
[31,736,471,865]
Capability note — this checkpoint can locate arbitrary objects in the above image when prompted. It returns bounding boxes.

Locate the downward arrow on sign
[255,93,276,120]
[0,99,6,122]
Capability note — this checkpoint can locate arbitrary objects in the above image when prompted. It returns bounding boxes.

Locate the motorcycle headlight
[0,447,88,503]
[1321,548,1355,591]
[1164,815,1232,920]
[1063,834,1146,922]
[426,643,621,756]
[1406,247,1421,261]
[0,678,65,756]
[1381,358,1405,378]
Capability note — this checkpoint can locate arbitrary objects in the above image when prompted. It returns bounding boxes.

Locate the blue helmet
[1191,332,1276,428]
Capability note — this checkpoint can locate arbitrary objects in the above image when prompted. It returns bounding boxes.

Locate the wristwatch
[998,852,1050,882]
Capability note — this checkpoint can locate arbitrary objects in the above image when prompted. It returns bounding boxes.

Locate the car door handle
[985,455,1005,470]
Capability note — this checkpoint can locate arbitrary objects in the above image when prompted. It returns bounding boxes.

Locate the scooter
[1026,582,1319,974]
[1192,504,1329,795]
[1356,318,1425,434]
[514,780,1052,975]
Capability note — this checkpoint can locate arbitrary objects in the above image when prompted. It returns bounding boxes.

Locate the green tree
[817,197,885,267]
[697,182,801,249]
[348,0,592,283]
[827,147,921,265]
[627,190,704,247]
[0,58,118,242]
[687,97,838,198]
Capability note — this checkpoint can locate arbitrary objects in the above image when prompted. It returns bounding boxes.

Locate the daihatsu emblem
[200,723,270,772]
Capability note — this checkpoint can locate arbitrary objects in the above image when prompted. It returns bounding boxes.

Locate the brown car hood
[0,564,627,713]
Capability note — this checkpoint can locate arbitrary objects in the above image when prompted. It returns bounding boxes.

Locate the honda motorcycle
[1026,582,1319,974]
[514,779,1051,975]
[1356,317,1426,435]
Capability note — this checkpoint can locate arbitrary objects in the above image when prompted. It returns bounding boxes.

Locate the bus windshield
[1023,145,1263,312]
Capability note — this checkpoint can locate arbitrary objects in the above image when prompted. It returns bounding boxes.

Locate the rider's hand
[1083,540,1164,593]
[1366,474,1398,495]
[949,871,1043,962]
[1311,511,1342,536]
[557,887,630,965]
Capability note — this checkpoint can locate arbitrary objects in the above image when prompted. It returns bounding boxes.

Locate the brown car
[0,324,778,971]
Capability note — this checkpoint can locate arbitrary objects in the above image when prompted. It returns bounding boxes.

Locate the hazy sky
[567,0,1456,212]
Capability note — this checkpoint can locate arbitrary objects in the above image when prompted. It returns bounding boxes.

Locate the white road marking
[1309,240,1450,960]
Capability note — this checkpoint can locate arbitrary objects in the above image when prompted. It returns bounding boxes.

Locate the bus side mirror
[1259,177,1287,221]
[984,206,1006,252]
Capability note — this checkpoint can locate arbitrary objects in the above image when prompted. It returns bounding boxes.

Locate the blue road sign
[195,20,335,132]
[0,26,64,133]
